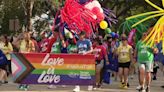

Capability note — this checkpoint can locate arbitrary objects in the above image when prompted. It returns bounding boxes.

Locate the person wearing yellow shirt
[19,32,35,53]
[116,34,133,89]
[18,32,35,91]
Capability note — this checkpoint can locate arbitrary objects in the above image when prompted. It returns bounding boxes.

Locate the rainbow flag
[11,53,95,85]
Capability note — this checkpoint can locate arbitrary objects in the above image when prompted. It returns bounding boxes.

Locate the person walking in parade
[116,34,133,89]
[73,31,93,92]
[18,32,35,90]
[92,37,109,89]
[135,32,158,92]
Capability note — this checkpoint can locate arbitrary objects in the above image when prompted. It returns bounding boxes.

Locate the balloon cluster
[126,0,164,54]
[60,0,106,37]
[48,0,117,38]
[99,20,115,36]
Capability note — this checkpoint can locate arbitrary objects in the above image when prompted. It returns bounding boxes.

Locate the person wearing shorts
[92,37,109,89]
[116,34,133,89]
[135,32,158,92]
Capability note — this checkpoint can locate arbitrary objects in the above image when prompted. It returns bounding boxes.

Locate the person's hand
[106,61,110,65]
[72,50,77,53]
[131,59,136,64]
[93,49,99,52]
[82,52,87,55]
[5,52,10,54]
[153,48,158,54]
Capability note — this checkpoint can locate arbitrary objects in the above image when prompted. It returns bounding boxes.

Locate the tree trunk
[26,0,34,32]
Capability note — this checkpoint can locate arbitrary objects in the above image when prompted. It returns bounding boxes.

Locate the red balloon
[92,7,104,21]
[97,13,105,21]
[92,7,100,14]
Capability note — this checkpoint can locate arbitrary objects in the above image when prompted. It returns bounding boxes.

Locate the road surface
[0,71,164,92]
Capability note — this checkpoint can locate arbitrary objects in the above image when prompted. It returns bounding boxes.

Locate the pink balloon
[128,29,136,46]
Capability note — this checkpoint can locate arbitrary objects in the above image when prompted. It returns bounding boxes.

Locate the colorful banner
[11,53,95,85]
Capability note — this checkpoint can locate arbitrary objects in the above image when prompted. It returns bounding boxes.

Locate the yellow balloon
[100,21,108,29]
[162,0,164,8]
[145,0,163,11]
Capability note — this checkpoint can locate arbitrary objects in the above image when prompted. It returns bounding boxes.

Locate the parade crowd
[0,28,164,92]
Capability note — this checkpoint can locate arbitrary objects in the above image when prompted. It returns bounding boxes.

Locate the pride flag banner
[11,53,95,85]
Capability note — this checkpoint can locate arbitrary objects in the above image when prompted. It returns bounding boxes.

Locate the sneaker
[23,87,28,91]
[24,85,29,89]
[0,81,2,86]
[97,84,102,89]
[138,87,145,92]
[93,87,97,90]
[73,86,80,92]
[153,76,157,80]
[127,83,130,87]
[146,86,150,92]
[3,81,8,84]
[136,85,142,90]
[122,85,128,89]
[88,86,93,91]
[62,85,66,88]
[119,82,124,88]
[161,85,164,88]
[18,85,24,90]
[93,84,101,90]
[48,85,57,89]
[112,73,114,77]
[130,76,134,79]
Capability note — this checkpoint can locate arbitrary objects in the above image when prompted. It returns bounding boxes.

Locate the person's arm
[83,40,93,55]
[105,52,110,65]
[134,48,137,63]
[152,47,159,54]
[113,47,118,58]
[13,34,23,49]
[31,42,36,52]
[134,41,139,63]
[103,46,109,65]
[115,47,119,56]
[28,41,35,52]
[4,42,14,54]
[129,47,134,62]
[8,42,13,52]
[83,46,93,55]
[72,49,78,53]
[73,45,78,53]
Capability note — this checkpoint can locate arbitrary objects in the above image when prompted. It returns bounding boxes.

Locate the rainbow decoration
[126,0,164,53]
[11,53,95,85]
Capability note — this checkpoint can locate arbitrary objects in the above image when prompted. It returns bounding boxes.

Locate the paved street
[0,71,164,92]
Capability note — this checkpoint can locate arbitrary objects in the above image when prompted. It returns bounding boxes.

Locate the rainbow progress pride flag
[11,53,95,85]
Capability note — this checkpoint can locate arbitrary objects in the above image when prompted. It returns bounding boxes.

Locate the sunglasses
[107,37,112,39]
[122,38,127,41]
